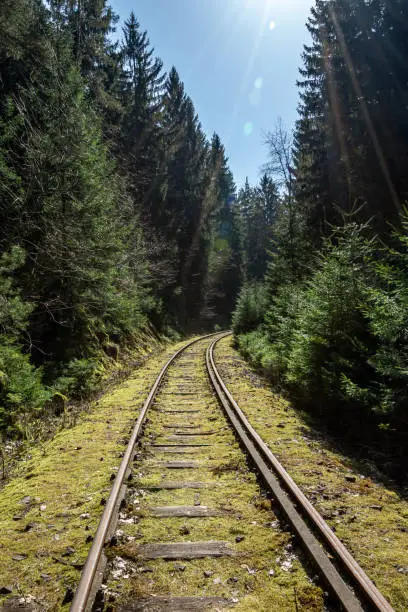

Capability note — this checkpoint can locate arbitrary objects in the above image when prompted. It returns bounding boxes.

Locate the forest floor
[0,335,406,610]
[0,329,171,490]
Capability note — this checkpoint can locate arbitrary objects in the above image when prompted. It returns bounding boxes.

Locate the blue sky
[110,0,314,189]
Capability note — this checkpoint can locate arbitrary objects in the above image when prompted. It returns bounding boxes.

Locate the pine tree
[118,12,165,209]
[259,174,279,226]
[1,3,149,364]
[294,0,408,240]
[235,176,278,282]
[203,135,241,323]
[49,0,120,116]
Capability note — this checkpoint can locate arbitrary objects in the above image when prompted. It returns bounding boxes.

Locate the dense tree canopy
[0,0,243,435]
[295,0,408,237]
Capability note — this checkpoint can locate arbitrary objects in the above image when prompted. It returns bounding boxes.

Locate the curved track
[71,333,393,612]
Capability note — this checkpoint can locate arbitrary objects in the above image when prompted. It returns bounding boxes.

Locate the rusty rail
[70,332,221,612]
[71,331,394,612]
[207,334,394,612]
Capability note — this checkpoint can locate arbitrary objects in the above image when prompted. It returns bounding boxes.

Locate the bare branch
[262,118,294,198]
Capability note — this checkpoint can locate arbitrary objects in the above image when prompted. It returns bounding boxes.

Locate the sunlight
[223,0,312,143]
[245,0,312,16]
[250,77,263,105]
[225,1,270,142]
[328,6,400,211]
[249,89,261,105]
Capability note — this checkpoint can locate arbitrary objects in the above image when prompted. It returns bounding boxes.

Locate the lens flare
[244,122,253,136]
[269,20,276,30]
[249,89,261,105]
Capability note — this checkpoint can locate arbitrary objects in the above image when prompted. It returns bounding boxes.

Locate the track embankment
[0,337,196,611]
[1,334,406,611]
[214,335,408,612]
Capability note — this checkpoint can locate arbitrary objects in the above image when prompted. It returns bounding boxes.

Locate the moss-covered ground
[3,332,401,611]
[0,335,192,611]
[215,336,408,611]
[104,338,323,611]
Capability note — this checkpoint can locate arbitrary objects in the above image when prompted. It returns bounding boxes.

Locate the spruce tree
[294,0,408,239]
[203,135,241,323]
[118,11,166,215]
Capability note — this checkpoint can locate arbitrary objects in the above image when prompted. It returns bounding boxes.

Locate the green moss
[0,336,192,610]
[215,336,408,612]
[105,337,324,611]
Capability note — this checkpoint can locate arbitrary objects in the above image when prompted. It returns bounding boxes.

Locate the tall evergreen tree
[0,1,241,434]
[235,176,278,282]
[118,11,166,215]
[1,1,149,365]
[294,0,408,241]
[203,135,241,323]
[49,0,120,113]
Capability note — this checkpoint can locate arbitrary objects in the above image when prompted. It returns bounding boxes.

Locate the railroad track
[71,333,393,612]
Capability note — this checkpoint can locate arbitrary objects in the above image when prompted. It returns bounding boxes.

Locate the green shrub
[236,329,277,376]
[235,225,379,412]
[360,218,408,420]
[232,283,268,335]
[233,206,408,466]
[264,283,305,379]
[54,357,105,398]
[0,246,51,433]
[284,225,374,405]
[0,344,52,433]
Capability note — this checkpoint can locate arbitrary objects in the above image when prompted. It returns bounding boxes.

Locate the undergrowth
[233,223,408,481]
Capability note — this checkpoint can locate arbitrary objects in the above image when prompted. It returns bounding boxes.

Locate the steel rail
[71,332,222,612]
[207,334,394,612]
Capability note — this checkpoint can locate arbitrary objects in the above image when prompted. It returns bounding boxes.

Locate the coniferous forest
[233,0,408,480]
[0,0,242,435]
[1,0,408,479]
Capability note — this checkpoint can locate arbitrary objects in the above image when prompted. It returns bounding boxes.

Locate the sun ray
[225,1,271,142]
[319,23,353,208]
[328,6,400,212]
[185,2,248,79]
